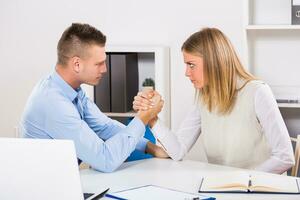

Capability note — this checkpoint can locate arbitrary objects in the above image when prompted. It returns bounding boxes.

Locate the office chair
[291,135,300,177]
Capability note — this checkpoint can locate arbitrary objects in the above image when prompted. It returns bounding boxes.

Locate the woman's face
[183,50,205,89]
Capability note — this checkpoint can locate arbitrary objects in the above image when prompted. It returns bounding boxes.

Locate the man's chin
[84,80,100,86]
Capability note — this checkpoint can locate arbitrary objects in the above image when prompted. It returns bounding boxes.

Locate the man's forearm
[148,116,158,128]
[137,111,155,125]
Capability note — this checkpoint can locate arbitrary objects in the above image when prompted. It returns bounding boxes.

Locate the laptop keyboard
[83,193,94,199]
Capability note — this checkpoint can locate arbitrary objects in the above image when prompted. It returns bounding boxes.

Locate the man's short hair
[57,23,106,65]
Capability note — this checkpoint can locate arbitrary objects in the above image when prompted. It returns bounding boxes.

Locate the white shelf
[246,25,300,30]
[244,0,300,137]
[104,112,136,117]
[244,0,300,103]
[106,45,166,53]
[278,103,300,108]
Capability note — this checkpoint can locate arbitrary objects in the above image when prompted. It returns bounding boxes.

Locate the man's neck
[55,65,81,90]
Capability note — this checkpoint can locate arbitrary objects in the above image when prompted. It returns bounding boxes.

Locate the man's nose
[101,64,107,73]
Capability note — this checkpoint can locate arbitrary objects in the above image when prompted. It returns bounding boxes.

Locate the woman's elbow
[286,156,295,170]
[280,153,295,172]
[285,149,295,167]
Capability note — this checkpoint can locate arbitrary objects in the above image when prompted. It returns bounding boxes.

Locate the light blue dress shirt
[21,71,148,172]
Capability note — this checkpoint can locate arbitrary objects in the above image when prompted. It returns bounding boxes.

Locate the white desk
[80,158,300,200]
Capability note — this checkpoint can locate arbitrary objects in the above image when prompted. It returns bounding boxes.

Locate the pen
[184,197,200,200]
[90,188,110,200]
[105,193,127,200]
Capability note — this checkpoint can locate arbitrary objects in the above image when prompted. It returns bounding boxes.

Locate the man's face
[78,45,107,86]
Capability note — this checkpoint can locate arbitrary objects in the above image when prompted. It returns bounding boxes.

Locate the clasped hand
[133,89,169,158]
[133,90,164,127]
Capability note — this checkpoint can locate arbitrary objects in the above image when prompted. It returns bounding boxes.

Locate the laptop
[0,138,103,200]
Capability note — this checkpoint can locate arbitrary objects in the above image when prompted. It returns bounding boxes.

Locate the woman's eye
[188,63,195,68]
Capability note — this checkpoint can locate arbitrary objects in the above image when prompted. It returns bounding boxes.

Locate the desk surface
[80,158,300,200]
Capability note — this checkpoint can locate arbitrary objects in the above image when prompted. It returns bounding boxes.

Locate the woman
[133,28,295,174]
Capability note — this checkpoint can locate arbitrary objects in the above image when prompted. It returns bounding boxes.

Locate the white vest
[200,81,271,169]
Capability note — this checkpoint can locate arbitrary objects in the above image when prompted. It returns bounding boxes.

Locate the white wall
[0,0,245,159]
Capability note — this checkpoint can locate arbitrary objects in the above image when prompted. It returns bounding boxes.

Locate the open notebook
[107,185,215,200]
[199,172,300,194]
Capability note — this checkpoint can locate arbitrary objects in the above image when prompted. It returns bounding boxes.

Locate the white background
[5,0,299,161]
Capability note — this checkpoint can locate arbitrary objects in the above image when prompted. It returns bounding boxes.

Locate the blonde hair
[181,27,255,114]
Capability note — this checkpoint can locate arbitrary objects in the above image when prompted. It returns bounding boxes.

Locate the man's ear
[71,56,81,73]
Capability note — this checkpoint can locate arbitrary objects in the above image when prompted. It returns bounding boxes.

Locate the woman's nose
[185,67,190,77]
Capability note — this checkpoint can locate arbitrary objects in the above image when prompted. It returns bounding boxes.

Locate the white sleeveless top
[200,81,271,169]
[151,80,294,173]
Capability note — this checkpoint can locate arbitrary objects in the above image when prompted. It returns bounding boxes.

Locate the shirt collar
[51,70,80,102]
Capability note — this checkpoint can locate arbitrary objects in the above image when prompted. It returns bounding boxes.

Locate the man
[20,23,164,172]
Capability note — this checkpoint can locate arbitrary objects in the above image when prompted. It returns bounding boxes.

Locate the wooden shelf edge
[246,25,300,30]
[104,112,136,117]
[278,103,300,108]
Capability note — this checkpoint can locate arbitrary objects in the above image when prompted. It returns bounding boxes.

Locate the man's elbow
[100,167,117,173]
[93,158,123,173]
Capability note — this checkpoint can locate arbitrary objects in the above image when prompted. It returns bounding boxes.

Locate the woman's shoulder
[240,79,268,91]
[237,79,274,102]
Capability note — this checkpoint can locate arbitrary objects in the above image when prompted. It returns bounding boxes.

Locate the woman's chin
[193,83,203,89]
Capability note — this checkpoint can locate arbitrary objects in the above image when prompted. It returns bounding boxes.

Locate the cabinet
[82,46,170,128]
[244,0,300,108]
[95,53,139,113]
[243,0,300,139]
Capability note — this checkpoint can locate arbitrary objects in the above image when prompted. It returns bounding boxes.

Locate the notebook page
[200,172,249,192]
[250,174,299,193]
[111,185,211,200]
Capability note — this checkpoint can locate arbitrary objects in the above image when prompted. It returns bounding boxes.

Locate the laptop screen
[0,138,84,200]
